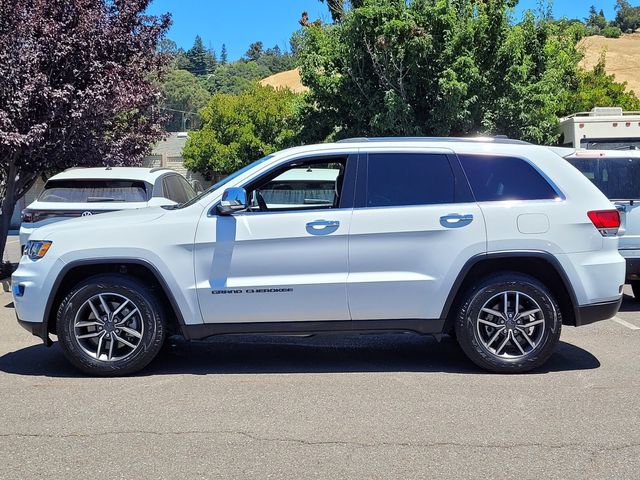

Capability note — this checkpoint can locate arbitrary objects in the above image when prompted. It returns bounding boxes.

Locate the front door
[194,154,356,324]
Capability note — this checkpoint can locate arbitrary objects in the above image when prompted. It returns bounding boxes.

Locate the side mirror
[216,187,248,215]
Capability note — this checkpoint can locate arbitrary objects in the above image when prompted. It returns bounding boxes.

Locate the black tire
[631,281,640,301]
[454,273,562,373]
[56,274,166,376]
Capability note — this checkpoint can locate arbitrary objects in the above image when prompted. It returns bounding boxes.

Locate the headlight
[24,240,52,260]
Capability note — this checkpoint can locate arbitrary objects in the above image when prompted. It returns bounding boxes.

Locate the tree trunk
[0,162,17,262]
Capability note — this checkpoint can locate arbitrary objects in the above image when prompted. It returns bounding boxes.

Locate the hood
[30,207,167,240]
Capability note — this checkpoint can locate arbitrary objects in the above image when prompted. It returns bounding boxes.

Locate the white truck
[558,107,640,150]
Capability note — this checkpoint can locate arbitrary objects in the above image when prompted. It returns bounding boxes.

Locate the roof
[335,136,529,145]
[151,132,189,156]
[49,167,176,182]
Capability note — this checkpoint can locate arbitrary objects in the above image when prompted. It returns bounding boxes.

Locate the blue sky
[146,0,632,61]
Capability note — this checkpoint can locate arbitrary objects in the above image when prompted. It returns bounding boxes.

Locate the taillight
[587,209,621,237]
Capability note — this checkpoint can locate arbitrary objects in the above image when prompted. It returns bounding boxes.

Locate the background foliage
[183,85,300,178]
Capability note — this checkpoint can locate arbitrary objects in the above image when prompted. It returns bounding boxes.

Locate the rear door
[347,148,486,322]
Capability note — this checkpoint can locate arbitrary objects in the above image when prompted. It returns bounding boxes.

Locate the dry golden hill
[259,67,308,93]
[579,32,640,95]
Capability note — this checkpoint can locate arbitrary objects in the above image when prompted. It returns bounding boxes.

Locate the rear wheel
[454,273,562,373]
[56,274,166,376]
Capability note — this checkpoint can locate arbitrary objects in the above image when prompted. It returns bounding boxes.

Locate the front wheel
[454,273,562,373]
[56,274,166,376]
[631,281,640,301]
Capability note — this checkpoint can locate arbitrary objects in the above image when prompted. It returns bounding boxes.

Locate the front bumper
[576,297,623,326]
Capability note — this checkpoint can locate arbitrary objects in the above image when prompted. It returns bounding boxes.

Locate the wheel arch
[441,251,580,332]
[45,259,187,337]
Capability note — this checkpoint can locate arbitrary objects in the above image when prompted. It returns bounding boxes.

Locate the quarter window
[365,153,455,207]
[459,155,559,202]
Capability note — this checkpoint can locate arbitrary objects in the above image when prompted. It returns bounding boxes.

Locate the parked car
[19,167,197,249]
[12,137,625,376]
[562,149,640,299]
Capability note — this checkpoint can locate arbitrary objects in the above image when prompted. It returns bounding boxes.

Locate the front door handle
[440,213,473,228]
[306,219,340,229]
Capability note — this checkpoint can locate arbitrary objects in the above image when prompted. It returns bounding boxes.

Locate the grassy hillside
[259,67,308,93]
[579,32,640,99]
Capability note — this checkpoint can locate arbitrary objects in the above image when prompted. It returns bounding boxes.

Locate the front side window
[39,180,148,203]
[246,157,348,211]
[570,157,640,200]
[365,153,455,207]
[459,154,559,202]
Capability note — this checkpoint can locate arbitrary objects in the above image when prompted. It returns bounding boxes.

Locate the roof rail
[149,167,175,173]
[335,136,530,145]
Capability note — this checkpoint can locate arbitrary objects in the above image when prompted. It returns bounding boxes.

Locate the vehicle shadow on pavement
[0,334,600,378]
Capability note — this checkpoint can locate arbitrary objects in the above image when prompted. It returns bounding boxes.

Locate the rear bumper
[576,298,623,326]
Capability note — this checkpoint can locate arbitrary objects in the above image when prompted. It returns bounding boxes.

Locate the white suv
[12,138,625,375]
[19,167,197,249]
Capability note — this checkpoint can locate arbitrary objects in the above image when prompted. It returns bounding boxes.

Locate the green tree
[161,69,211,131]
[200,61,271,94]
[186,35,216,75]
[245,41,264,61]
[220,43,228,64]
[297,0,582,144]
[566,53,640,113]
[183,85,300,178]
[614,0,640,32]
[586,5,608,32]
[256,45,296,74]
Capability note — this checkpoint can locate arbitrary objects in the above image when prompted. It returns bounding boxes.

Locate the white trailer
[558,107,640,150]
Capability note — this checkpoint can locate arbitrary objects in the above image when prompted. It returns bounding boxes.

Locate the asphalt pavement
[0,237,639,479]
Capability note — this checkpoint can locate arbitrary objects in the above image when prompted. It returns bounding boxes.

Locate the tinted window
[163,175,190,204]
[39,180,147,203]
[459,155,558,201]
[366,153,455,207]
[570,157,640,200]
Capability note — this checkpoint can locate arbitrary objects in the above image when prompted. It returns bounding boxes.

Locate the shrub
[603,25,623,38]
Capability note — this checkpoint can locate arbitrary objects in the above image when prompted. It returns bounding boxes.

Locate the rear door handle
[440,213,473,228]
[306,220,340,229]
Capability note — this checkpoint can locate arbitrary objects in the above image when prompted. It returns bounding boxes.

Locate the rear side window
[459,155,559,202]
[366,153,455,207]
[39,180,147,203]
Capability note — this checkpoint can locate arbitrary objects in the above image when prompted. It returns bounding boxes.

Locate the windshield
[570,157,640,200]
[39,179,148,203]
[174,154,274,209]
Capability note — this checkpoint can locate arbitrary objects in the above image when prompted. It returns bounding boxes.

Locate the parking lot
[0,244,638,479]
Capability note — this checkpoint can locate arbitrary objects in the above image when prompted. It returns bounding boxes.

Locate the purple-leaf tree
[0,0,170,259]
